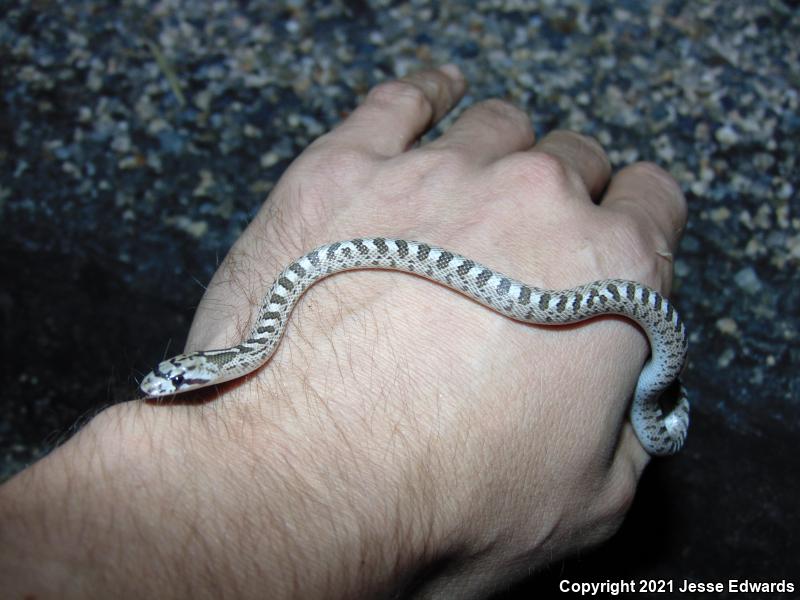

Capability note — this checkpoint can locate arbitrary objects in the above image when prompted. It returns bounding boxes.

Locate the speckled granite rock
[1,0,797,596]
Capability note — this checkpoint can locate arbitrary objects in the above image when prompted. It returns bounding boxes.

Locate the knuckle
[554,129,610,166]
[576,131,606,156]
[462,99,535,147]
[528,150,574,186]
[550,128,603,151]
[609,209,651,254]
[296,142,373,188]
[366,79,434,120]
[626,161,687,223]
[626,160,677,189]
[495,151,575,196]
[608,206,644,239]
[603,208,663,284]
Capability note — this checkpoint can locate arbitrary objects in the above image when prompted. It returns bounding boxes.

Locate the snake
[140,237,689,456]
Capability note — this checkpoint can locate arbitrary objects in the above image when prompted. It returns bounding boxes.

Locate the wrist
[0,389,467,599]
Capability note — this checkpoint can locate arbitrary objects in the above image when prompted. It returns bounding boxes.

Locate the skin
[0,65,687,599]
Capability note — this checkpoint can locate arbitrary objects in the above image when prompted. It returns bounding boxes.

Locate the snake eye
[171,374,185,388]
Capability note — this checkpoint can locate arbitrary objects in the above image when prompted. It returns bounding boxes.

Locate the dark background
[1,1,797,597]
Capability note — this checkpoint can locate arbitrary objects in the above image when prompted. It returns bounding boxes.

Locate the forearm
[0,384,463,599]
[0,405,163,597]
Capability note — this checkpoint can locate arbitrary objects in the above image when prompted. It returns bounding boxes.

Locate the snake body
[140,238,689,455]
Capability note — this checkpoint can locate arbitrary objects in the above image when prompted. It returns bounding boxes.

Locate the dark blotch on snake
[307,251,320,267]
[277,277,294,292]
[626,283,636,301]
[353,239,369,255]
[417,243,431,260]
[539,292,550,310]
[573,292,583,310]
[654,294,663,311]
[519,286,531,304]
[557,295,568,312]
[456,260,475,277]
[326,242,342,259]
[436,252,454,270]
[498,278,511,295]
[476,269,492,287]
[374,238,389,255]
[396,239,409,258]
[270,294,287,305]
[207,351,244,366]
[641,288,650,305]
[607,283,620,301]
[289,262,307,277]
[256,325,276,334]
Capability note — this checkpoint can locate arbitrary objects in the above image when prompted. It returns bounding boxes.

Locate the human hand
[179,64,687,595]
[0,65,687,599]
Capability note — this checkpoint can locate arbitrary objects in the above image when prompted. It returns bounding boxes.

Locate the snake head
[139,353,220,398]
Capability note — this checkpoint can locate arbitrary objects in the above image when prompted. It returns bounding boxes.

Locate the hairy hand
[180,64,686,595]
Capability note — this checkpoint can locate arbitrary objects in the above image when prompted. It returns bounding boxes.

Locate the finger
[596,423,650,520]
[600,162,688,254]
[423,98,535,166]
[531,130,612,199]
[326,64,467,157]
[616,422,650,480]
